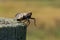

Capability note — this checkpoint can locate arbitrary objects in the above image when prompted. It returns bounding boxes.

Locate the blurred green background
[0,0,60,40]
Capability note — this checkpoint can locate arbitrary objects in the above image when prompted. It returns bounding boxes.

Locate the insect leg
[30,18,36,26]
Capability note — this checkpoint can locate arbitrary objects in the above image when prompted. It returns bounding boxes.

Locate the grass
[0,1,60,40]
[26,27,60,40]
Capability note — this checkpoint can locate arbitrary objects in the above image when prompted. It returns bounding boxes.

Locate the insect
[15,11,36,26]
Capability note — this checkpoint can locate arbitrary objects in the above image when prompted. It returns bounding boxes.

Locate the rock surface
[0,17,26,27]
